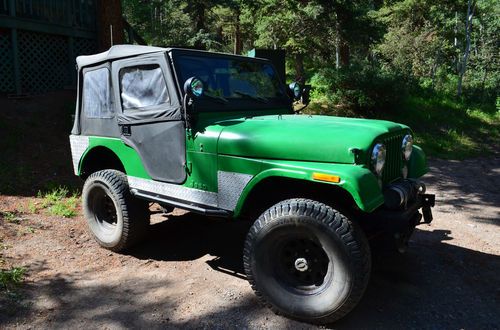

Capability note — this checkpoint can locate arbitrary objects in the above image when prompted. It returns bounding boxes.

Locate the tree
[457,0,476,97]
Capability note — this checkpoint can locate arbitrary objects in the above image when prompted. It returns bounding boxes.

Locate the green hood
[216,114,408,164]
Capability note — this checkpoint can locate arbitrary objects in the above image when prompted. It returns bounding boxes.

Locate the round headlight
[371,143,386,176]
[402,134,413,160]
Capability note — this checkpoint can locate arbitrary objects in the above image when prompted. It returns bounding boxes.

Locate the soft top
[76,45,167,69]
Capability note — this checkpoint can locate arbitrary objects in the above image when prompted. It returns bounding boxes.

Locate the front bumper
[359,180,435,248]
[366,192,435,232]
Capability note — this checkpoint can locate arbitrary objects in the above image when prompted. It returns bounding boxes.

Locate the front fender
[408,145,428,178]
[233,160,384,217]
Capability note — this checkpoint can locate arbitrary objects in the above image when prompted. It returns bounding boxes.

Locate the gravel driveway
[1,156,499,329]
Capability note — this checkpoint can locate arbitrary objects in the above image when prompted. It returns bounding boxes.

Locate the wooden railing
[0,0,96,32]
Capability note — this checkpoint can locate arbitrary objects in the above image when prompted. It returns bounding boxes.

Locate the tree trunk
[96,0,125,51]
[295,53,305,85]
[233,8,243,55]
[334,8,350,68]
[339,41,350,67]
[335,22,340,69]
[457,0,476,97]
[194,5,206,50]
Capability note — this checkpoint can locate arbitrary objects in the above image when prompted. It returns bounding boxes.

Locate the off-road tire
[82,170,150,252]
[243,198,371,324]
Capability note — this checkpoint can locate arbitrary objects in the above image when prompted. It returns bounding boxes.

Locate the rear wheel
[243,198,371,324]
[82,170,149,252]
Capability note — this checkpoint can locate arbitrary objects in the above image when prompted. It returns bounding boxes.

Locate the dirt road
[1,155,498,329]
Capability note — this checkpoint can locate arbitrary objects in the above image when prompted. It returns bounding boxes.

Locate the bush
[310,61,408,113]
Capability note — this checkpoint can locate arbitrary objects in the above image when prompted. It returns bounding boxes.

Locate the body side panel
[218,156,385,217]
[80,136,151,179]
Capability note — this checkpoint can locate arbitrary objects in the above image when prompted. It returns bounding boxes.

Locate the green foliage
[27,200,38,214]
[0,267,26,291]
[389,94,500,158]
[37,186,79,218]
[121,0,498,158]
[310,61,408,111]
[0,211,22,224]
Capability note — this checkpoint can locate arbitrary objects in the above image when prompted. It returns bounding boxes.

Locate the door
[112,53,186,183]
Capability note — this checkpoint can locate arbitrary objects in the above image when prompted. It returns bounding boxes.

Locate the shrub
[310,61,409,113]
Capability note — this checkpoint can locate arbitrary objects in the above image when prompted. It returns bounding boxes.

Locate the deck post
[8,0,21,94]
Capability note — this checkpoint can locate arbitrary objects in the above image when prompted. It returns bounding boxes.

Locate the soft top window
[83,67,113,119]
[119,64,169,110]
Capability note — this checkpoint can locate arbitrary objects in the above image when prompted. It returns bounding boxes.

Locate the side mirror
[288,82,302,101]
[184,77,204,97]
[183,77,204,128]
[289,82,311,113]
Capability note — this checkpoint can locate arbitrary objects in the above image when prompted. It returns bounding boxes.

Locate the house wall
[0,0,112,95]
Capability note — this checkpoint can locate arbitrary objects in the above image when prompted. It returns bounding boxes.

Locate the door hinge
[121,125,131,136]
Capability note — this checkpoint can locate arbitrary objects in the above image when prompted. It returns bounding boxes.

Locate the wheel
[82,170,150,252]
[243,198,371,324]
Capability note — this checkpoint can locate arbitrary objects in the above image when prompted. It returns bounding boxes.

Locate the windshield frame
[169,49,292,112]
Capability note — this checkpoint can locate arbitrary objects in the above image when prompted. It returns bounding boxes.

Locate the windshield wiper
[233,90,269,103]
[204,93,228,104]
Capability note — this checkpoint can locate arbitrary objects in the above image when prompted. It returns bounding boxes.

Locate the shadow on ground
[425,157,500,225]
[2,212,499,328]
[131,213,251,278]
[3,212,491,328]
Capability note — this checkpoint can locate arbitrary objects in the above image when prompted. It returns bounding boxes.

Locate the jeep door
[112,53,186,183]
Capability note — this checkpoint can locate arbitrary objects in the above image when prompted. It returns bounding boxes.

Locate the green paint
[408,145,428,178]
[216,114,408,164]
[81,136,151,179]
[228,157,384,217]
[78,113,427,217]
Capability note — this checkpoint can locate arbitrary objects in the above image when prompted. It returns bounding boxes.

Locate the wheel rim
[88,185,118,235]
[273,233,331,294]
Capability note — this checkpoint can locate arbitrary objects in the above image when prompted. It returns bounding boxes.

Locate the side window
[119,64,169,110]
[83,68,113,118]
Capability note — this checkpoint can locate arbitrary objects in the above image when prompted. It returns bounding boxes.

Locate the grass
[37,186,79,218]
[0,238,26,298]
[306,94,499,159]
[387,95,499,159]
[0,267,26,291]
[0,211,22,224]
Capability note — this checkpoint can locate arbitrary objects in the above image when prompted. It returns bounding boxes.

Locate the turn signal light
[312,173,341,183]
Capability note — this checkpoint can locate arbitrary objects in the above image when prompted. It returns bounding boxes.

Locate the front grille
[381,133,404,184]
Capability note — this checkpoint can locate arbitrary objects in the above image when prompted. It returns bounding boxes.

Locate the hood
[215,114,408,164]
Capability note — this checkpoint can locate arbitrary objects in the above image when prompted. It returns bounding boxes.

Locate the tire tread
[243,198,371,324]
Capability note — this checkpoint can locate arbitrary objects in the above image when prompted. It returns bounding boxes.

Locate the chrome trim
[128,176,218,207]
[127,171,253,211]
[217,171,253,210]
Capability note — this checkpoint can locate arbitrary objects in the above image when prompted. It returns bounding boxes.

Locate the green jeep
[70,45,435,324]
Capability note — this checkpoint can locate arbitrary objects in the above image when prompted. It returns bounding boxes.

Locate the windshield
[174,54,286,103]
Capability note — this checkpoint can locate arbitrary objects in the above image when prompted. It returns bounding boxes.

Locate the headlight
[371,143,386,176]
[402,134,413,160]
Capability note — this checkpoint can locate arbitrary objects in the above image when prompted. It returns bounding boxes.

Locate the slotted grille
[0,30,14,93]
[381,133,404,184]
[18,30,70,92]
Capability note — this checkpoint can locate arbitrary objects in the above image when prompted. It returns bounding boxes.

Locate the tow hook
[421,194,435,223]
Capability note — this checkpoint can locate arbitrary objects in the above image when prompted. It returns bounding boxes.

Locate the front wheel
[243,198,371,324]
[82,170,150,252]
